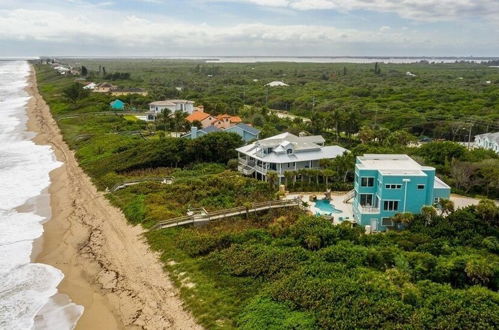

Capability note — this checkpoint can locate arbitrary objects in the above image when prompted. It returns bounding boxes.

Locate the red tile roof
[186,111,211,122]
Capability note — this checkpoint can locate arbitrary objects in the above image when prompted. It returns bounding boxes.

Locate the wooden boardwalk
[151,198,302,230]
[109,177,174,192]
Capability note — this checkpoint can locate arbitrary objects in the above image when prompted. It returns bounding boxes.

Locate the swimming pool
[314,199,342,215]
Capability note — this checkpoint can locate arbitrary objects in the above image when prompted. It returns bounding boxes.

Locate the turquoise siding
[110,99,125,110]
[353,159,450,231]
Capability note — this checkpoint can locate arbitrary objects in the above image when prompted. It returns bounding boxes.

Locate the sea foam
[0,61,83,329]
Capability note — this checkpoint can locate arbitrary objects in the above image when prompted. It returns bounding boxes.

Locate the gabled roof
[476,132,499,144]
[150,100,176,106]
[150,99,195,106]
[186,111,212,122]
[215,114,242,123]
[230,123,260,135]
[230,116,242,123]
[236,132,346,163]
[201,125,221,133]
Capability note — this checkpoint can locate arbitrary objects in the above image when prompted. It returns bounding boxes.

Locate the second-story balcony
[359,205,380,214]
[238,157,255,167]
[255,164,268,174]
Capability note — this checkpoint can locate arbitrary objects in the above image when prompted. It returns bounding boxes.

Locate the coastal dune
[28,66,201,330]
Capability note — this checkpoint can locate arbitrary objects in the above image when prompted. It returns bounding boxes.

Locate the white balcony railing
[359,205,380,214]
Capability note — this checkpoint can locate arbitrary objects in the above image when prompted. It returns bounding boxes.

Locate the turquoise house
[352,154,450,231]
[110,99,125,110]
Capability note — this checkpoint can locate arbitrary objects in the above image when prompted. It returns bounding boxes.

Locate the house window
[361,177,374,187]
[382,218,394,226]
[385,184,402,189]
[360,194,373,207]
[287,149,293,154]
[417,184,425,190]
[383,200,399,211]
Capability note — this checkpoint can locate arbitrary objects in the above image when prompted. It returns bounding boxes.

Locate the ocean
[0,61,83,329]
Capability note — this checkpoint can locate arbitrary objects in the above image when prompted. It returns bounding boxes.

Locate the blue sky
[0,0,498,56]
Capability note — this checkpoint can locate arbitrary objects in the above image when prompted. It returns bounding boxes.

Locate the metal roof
[476,132,499,144]
[236,132,347,163]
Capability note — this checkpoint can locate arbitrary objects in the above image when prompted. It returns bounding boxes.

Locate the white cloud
[218,0,499,22]
[0,8,421,47]
[0,4,496,56]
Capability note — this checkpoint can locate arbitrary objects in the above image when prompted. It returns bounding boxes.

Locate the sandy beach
[27,66,201,329]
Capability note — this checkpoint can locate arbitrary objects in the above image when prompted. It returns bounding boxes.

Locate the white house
[236,132,347,182]
[83,82,96,90]
[265,81,289,87]
[475,132,499,154]
[149,100,195,114]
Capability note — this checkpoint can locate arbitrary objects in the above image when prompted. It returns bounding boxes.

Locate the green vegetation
[147,205,499,329]
[62,58,499,141]
[34,61,499,329]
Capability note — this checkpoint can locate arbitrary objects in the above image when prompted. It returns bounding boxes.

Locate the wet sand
[27,66,201,330]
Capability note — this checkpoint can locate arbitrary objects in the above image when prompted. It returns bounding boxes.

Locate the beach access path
[28,66,201,330]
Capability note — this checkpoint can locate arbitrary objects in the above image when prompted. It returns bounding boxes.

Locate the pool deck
[284,192,496,225]
[285,191,354,224]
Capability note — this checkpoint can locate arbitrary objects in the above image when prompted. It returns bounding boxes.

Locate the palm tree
[421,205,437,225]
[284,171,294,189]
[323,169,335,189]
[158,108,172,133]
[172,110,189,134]
[393,212,414,227]
[438,198,455,216]
[329,109,342,142]
[333,152,355,182]
[267,171,279,190]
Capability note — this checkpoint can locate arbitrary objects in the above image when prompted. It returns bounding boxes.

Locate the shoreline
[27,66,201,329]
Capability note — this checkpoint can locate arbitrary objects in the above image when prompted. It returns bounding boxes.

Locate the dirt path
[28,67,201,330]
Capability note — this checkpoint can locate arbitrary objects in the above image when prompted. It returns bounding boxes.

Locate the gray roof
[434,177,451,190]
[236,132,347,163]
[476,132,499,144]
[232,123,260,135]
[149,99,194,106]
[201,125,221,133]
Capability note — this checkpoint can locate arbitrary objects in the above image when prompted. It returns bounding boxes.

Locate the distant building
[225,123,260,142]
[111,88,148,96]
[94,82,117,93]
[353,154,451,232]
[83,82,96,90]
[149,100,195,114]
[183,126,221,139]
[186,111,216,128]
[236,132,347,182]
[110,99,125,110]
[265,81,289,87]
[182,123,260,142]
[212,114,242,129]
[475,132,499,153]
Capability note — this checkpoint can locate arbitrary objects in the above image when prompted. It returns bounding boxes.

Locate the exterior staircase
[343,189,355,203]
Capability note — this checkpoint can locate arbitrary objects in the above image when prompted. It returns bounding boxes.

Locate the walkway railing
[343,189,355,203]
[151,198,302,230]
[109,177,174,192]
